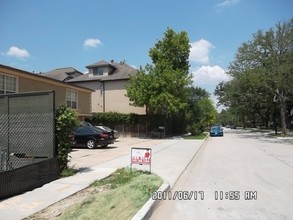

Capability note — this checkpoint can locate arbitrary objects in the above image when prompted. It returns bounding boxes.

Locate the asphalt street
[150,129,293,220]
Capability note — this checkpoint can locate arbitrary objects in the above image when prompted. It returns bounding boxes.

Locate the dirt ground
[24,185,106,220]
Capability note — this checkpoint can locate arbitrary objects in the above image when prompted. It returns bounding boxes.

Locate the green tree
[126,28,192,115]
[186,87,217,135]
[215,18,293,134]
[215,70,273,128]
[217,109,234,126]
[188,86,210,102]
[126,65,153,114]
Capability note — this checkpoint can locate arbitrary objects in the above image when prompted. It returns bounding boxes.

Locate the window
[0,74,17,94]
[66,89,78,109]
[93,67,103,76]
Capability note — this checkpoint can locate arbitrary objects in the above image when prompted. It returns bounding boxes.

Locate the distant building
[46,60,145,115]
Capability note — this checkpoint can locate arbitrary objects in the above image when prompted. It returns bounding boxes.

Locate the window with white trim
[0,73,17,94]
[66,89,78,109]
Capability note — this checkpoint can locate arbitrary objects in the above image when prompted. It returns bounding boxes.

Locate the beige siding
[77,91,92,115]
[71,80,145,114]
[71,81,104,113]
[0,66,92,115]
[18,76,66,107]
[104,80,145,114]
[92,90,104,112]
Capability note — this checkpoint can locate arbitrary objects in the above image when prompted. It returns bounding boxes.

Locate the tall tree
[215,18,293,134]
[126,28,192,115]
[186,87,216,135]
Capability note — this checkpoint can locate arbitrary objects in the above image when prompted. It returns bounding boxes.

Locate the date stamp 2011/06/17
[152,191,258,201]
[152,191,205,200]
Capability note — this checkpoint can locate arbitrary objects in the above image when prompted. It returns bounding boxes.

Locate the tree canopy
[186,87,217,135]
[126,28,192,115]
[215,18,293,134]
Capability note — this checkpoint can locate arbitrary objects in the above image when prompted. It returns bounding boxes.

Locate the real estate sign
[130,147,152,172]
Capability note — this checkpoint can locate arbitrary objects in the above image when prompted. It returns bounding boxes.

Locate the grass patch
[267,133,293,138]
[59,168,163,220]
[59,167,78,178]
[249,129,270,133]
[183,132,208,140]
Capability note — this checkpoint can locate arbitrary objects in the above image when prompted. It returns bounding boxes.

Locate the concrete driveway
[69,137,165,169]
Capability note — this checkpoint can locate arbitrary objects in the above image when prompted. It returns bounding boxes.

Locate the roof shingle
[68,61,137,82]
[44,67,83,81]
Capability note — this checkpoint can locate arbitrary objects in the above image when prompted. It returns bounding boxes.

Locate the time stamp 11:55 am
[152,191,258,201]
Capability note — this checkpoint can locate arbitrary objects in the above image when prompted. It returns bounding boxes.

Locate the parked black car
[71,126,115,149]
[96,125,120,139]
[210,126,224,137]
[81,121,120,140]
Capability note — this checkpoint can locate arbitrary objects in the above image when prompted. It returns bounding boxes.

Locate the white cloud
[189,39,213,64]
[215,0,240,8]
[192,65,231,85]
[191,64,231,112]
[7,46,30,59]
[84,38,103,48]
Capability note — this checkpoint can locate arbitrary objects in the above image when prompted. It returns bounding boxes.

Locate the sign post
[130,148,152,173]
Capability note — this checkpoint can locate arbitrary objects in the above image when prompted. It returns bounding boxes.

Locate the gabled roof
[68,60,138,83]
[86,60,115,69]
[44,67,83,81]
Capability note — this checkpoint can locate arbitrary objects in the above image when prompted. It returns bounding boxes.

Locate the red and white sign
[131,148,151,165]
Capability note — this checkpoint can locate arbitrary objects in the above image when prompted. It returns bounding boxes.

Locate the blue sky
[1,0,292,105]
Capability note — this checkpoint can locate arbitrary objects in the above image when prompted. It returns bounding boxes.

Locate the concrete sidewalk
[0,138,206,220]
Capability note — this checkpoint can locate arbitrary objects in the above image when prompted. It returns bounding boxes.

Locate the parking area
[69,137,165,169]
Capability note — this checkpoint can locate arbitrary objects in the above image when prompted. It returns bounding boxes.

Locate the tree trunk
[273,102,278,135]
[242,116,246,129]
[280,101,287,135]
[275,90,288,135]
[146,105,149,136]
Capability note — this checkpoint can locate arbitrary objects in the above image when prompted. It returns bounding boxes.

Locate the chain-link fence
[0,91,55,172]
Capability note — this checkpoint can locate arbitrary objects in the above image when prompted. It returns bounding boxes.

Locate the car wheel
[86,139,96,149]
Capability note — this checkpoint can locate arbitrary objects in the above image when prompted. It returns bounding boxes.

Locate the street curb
[131,181,170,220]
[132,135,209,220]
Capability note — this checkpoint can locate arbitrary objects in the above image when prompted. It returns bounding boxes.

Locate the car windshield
[211,126,220,131]
[101,126,112,131]
[96,125,112,131]
[81,121,93,127]
[91,126,106,133]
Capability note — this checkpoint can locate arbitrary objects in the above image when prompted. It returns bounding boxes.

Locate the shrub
[55,105,79,172]
[90,112,136,126]
[187,123,204,136]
